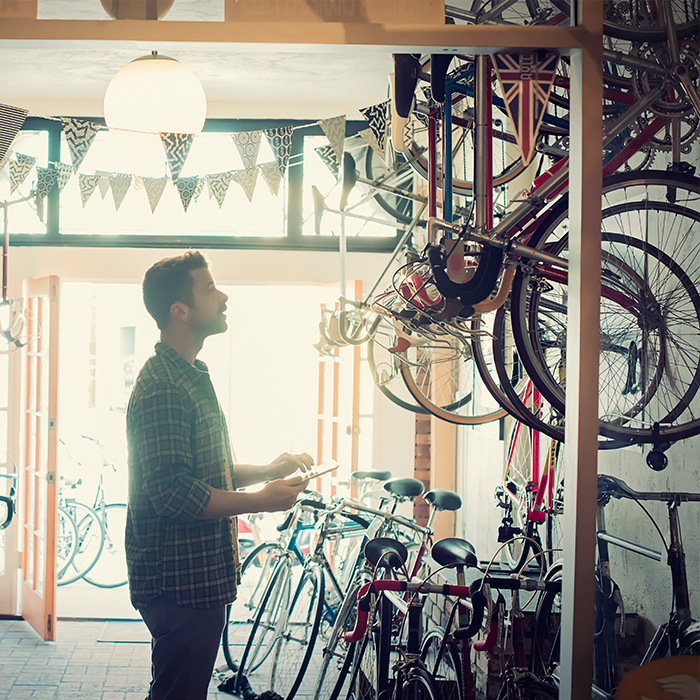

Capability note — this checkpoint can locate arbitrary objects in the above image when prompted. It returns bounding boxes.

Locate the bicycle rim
[603,0,699,41]
[82,503,127,588]
[57,501,104,586]
[399,667,441,700]
[420,629,463,700]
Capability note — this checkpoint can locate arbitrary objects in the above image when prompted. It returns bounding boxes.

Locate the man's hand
[267,452,314,481]
[254,475,309,513]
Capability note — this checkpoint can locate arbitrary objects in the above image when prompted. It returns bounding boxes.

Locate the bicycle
[531,473,700,697]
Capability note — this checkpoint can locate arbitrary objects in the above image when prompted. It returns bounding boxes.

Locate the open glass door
[20,276,59,641]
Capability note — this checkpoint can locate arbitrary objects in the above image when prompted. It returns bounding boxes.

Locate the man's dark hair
[142,251,208,329]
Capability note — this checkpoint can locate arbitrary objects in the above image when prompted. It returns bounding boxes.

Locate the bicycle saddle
[597,474,642,501]
[364,537,409,570]
[351,470,392,482]
[424,488,462,512]
[431,537,478,568]
[383,477,425,500]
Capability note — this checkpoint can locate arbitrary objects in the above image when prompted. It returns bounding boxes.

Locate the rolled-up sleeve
[129,384,211,521]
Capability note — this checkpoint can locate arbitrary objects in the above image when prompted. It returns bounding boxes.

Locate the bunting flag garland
[359,101,389,153]
[0,103,28,163]
[314,143,339,176]
[175,176,200,212]
[493,51,559,165]
[9,153,36,193]
[359,128,385,162]
[133,175,145,192]
[35,166,59,200]
[260,161,282,196]
[232,131,262,171]
[318,115,346,165]
[264,126,293,176]
[109,173,133,211]
[207,171,234,208]
[60,118,103,172]
[143,177,168,214]
[232,167,258,202]
[96,171,112,199]
[193,177,205,202]
[78,173,100,207]
[160,132,195,180]
[49,161,73,193]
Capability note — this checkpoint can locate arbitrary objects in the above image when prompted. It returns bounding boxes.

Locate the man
[126,250,312,700]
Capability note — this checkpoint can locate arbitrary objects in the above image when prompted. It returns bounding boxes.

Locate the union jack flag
[493,51,560,165]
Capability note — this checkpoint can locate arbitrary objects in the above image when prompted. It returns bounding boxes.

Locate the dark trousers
[138,596,227,700]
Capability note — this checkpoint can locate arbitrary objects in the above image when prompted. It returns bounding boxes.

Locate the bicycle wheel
[347,626,380,700]
[83,503,127,588]
[236,557,293,689]
[57,501,104,586]
[56,507,78,582]
[364,148,421,226]
[312,581,360,700]
[420,629,463,700]
[603,0,699,41]
[531,562,563,681]
[269,563,325,700]
[511,171,700,444]
[497,677,560,700]
[223,541,280,672]
[545,442,565,567]
[398,667,441,700]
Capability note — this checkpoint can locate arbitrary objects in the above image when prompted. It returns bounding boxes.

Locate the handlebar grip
[300,499,327,510]
[344,582,373,643]
[453,582,485,640]
[473,594,504,653]
[0,496,14,531]
[341,512,371,529]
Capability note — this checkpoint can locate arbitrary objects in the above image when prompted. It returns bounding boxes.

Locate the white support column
[559,2,604,699]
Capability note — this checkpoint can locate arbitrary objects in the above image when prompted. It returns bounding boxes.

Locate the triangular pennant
[260,162,283,196]
[78,173,100,207]
[0,103,28,163]
[60,118,102,172]
[232,131,262,172]
[232,168,258,202]
[318,115,346,166]
[175,176,199,212]
[133,175,145,192]
[493,51,560,165]
[0,150,10,174]
[359,101,389,153]
[159,132,195,180]
[143,177,168,214]
[264,126,293,176]
[358,128,386,162]
[109,173,133,211]
[35,166,59,200]
[49,161,73,193]
[314,143,339,177]
[9,153,36,193]
[193,177,205,202]
[206,171,234,208]
[95,170,112,199]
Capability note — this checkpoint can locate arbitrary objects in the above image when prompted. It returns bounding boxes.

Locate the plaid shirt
[126,342,240,609]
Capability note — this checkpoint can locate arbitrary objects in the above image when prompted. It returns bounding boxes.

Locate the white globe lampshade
[104,53,207,138]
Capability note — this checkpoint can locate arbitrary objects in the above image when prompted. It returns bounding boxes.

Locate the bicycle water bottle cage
[383,477,425,500]
[425,242,504,312]
[364,537,409,570]
[424,488,462,512]
[431,537,478,568]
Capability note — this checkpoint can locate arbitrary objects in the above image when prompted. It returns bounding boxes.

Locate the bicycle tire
[223,541,281,673]
[56,507,78,581]
[531,562,563,681]
[603,0,699,41]
[268,563,325,700]
[420,629,463,700]
[83,503,127,588]
[312,581,360,700]
[346,626,380,700]
[364,148,420,226]
[497,677,560,700]
[57,501,104,586]
[398,666,441,700]
[236,557,293,690]
[510,171,700,444]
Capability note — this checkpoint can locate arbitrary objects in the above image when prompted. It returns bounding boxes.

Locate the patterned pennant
[78,173,100,207]
[493,51,560,165]
[314,143,339,177]
[260,162,282,196]
[60,118,102,172]
[264,126,293,176]
[193,177,205,202]
[109,173,133,211]
[206,171,234,208]
[49,161,73,193]
[359,101,389,153]
[318,115,346,165]
[160,132,195,180]
[359,128,385,162]
[35,166,59,200]
[0,103,28,164]
[9,153,36,193]
[175,176,199,212]
[0,150,10,174]
[95,170,112,199]
[143,177,168,214]
[133,175,145,192]
[232,131,262,171]
[232,168,258,202]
